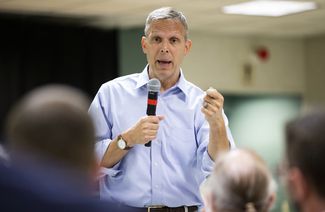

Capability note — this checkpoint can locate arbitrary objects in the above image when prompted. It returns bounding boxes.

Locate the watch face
[117,138,126,150]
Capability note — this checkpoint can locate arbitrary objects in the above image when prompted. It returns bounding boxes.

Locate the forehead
[148,19,186,37]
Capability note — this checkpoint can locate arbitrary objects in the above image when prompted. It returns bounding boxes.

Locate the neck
[147,67,180,92]
[159,77,179,92]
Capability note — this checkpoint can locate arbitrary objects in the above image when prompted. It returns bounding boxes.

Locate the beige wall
[182,32,306,95]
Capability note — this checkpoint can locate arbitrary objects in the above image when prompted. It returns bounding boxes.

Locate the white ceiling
[1,0,325,38]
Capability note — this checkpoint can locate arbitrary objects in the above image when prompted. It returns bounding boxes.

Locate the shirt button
[155,185,159,188]
[154,162,158,166]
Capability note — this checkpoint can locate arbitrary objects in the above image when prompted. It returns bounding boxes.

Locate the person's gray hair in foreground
[200,149,276,212]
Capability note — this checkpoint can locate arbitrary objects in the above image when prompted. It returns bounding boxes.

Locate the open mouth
[157,60,172,64]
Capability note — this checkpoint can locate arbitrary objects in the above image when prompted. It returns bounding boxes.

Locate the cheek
[175,52,185,61]
[148,47,159,56]
[176,47,187,56]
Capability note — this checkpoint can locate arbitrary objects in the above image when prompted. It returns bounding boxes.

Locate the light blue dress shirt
[89,66,235,207]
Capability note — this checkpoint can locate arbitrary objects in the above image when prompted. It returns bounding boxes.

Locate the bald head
[6,85,95,174]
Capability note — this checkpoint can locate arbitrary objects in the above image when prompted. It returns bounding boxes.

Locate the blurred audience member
[1,84,127,212]
[200,149,276,212]
[284,109,325,212]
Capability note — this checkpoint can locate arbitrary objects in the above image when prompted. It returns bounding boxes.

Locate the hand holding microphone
[118,78,163,148]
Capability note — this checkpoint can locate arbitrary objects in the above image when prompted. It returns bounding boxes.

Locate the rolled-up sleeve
[95,139,110,163]
[89,85,122,178]
[201,150,215,176]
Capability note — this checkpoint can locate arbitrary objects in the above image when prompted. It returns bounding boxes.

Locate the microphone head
[147,78,161,92]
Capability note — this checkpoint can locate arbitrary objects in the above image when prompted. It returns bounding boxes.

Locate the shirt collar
[135,65,190,98]
[135,65,150,89]
[175,69,190,98]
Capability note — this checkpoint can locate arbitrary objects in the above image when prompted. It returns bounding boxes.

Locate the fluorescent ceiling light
[222,0,317,17]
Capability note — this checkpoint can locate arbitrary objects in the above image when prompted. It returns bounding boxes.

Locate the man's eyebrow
[170,36,180,39]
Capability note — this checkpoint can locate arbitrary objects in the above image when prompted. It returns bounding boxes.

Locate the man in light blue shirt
[89,7,235,211]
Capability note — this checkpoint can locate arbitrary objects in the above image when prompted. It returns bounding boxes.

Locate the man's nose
[160,42,169,53]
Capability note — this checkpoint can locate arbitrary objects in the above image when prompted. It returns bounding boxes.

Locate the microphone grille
[147,78,161,92]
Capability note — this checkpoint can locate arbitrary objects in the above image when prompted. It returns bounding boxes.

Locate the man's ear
[141,36,148,54]
[287,167,309,203]
[184,39,192,55]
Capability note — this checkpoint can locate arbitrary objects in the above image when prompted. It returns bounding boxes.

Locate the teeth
[158,60,171,64]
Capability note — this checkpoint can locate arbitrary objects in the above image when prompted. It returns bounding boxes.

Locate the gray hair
[206,149,276,212]
[144,7,189,40]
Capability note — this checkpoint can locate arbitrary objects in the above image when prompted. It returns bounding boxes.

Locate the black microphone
[145,78,161,147]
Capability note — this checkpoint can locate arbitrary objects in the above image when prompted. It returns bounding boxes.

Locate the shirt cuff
[98,166,122,179]
[95,139,122,179]
[202,150,215,176]
[95,139,111,162]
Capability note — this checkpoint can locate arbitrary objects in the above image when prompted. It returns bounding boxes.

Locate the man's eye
[154,37,161,42]
[171,38,178,43]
